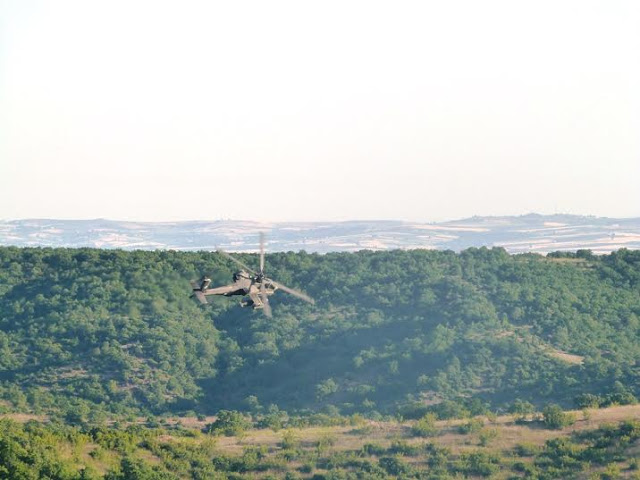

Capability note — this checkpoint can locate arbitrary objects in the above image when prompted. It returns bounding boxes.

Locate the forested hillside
[0,246,638,421]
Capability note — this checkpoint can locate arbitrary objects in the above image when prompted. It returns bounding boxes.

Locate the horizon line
[2,212,640,224]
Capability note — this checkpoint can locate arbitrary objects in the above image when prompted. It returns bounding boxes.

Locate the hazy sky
[1,1,639,222]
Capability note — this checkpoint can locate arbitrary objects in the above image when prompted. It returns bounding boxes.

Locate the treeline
[0,246,639,419]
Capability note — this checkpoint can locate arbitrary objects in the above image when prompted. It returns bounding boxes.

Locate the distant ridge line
[1,214,639,254]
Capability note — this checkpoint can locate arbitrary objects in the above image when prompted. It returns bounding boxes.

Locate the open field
[5,405,640,452]
[207,404,640,456]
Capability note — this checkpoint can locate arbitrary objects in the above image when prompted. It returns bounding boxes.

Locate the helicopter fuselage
[191,272,276,308]
[191,234,314,316]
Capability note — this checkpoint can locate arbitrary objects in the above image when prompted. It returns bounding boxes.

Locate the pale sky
[1,0,639,222]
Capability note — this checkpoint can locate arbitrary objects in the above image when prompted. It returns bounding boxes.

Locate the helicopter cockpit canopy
[200,276,211,290]
[233,270,251,282]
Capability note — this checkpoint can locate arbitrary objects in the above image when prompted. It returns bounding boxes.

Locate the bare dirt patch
[0,413,47,422]
[546,348,584,365]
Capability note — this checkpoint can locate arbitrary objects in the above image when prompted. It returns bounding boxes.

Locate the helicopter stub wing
[203,283,244,296]
[192,290,208,304]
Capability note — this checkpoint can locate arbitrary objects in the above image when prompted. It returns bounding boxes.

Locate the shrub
[514,442,541,456]
[362,443,386,456]
[574,393,601,409]
[280,429,298,450]
[379,456,413,476]
[542,404,576,430]
[389,440,420,457]
[478,428,498,446]
[456,451,500,476]
[205,410,251,436]
[411,413,438,437]
[509,399,535,423]
[458,418,484,434]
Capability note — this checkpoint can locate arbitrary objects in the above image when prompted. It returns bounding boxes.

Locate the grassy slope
[3,404,640,478]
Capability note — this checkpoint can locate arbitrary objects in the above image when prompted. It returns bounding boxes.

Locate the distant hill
[1,214,639,254]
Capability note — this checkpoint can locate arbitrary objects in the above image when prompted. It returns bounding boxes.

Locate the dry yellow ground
[210,404,640,456]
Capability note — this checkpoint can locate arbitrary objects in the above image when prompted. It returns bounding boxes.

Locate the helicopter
[190,233,314,317]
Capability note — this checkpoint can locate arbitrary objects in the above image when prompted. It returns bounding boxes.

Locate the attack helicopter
[190,233,314,317]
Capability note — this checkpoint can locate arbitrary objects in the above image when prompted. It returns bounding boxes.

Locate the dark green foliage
[0,246,639,419]
[388,440,421,456]
[528,420,640,478]
[574,393,602,409]
[256,404,289,431]
[378,456,413,476]
[510,399,536,424]
[104,458,178,480]
[455,451,500,476]
[574,390,638,409]
[0,419,79,480]
[205,410,250,436]
[509,399,535,415]
[0,248,222,418]
[362,443,386,456]
[542,404,576,429]
[457,417,484,434]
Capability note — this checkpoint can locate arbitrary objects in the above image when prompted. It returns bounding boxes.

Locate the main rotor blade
[269,280,315,304]
[260,280,272,317]
[259,232,265,274]
[217,249,258,275]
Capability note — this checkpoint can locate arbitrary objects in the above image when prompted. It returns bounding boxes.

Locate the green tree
[542,404,576,429]
[412,413,438,437]
[205,410,251,436]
